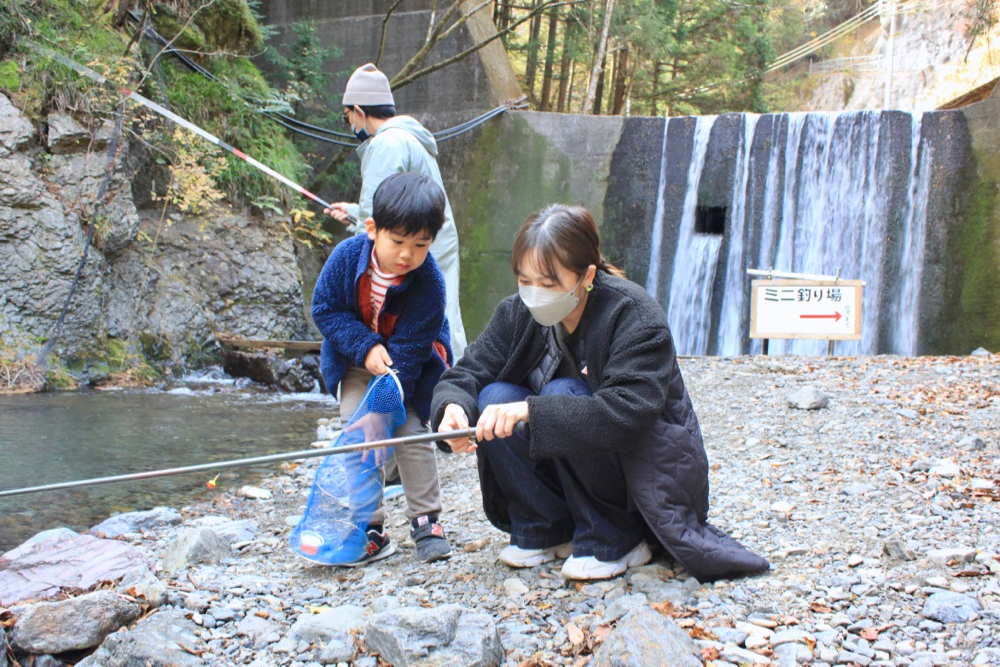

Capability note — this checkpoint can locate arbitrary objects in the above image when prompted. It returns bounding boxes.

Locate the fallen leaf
[590,624,612,645]
[567,622,584,645]
[860,628,878,641]
[676,618,696,628]
[809,602,832,613]
[255,610,269,619]
[651,600,676,617]
[463,537,491,552]
[689,625,718,640]
[701,646,720,661]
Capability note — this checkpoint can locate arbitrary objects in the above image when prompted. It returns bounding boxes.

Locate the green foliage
[0,60,19,91]
[190,0,264,53]
[159,47,306,205]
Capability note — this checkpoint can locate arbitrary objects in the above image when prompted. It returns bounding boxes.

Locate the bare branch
[392,0,462,84]
[391,0,583,90]
[376,0,408,67]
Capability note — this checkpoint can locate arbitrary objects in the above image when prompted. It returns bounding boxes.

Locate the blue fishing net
[289,371,406,565]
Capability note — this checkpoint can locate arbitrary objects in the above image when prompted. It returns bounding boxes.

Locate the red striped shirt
[368,250,402,330]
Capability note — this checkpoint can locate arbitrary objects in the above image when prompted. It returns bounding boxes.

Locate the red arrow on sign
[800,312,842,321]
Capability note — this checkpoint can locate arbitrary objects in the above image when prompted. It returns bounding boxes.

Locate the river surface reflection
[0,373,336,552]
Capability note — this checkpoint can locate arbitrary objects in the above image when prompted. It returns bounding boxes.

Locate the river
[0,369,336,552]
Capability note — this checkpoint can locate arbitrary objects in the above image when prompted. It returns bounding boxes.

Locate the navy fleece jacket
[311,234,452,421]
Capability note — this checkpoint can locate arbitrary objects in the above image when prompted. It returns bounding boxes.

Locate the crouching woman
[431,204,769,581]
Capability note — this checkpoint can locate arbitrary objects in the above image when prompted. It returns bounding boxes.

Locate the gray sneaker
[410,515,452,563]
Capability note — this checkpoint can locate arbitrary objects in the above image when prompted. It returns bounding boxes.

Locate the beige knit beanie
[342,64,395,106]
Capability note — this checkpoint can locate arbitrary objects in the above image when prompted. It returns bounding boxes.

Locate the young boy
[312,172,454,565]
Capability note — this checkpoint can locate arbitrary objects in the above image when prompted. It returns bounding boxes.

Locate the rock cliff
[0,93,312,380]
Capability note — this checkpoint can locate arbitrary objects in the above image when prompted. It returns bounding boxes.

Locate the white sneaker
[499,542,573,568]
[560,540,652,580]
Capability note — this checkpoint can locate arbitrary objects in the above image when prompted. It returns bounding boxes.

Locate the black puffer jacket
[431,272,769,581]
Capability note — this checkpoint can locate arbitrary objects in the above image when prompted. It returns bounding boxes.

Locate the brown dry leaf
[810,602,832,613]
[688,625,718,641]
[650,600,676,617]
[538,603,553,610]
[590,624,613,645]
[805,638,817,651]
[463,537,491,552]
[701,646,721,661]
[567,622,585,645]
[676,618,696,628]
[255,610,270,619]
[860,628,879,641]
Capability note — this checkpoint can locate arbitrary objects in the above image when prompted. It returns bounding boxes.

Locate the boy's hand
[439,403,475,453]
[323,202,352,225]
[364,345,393,376]
[477,401,528,442]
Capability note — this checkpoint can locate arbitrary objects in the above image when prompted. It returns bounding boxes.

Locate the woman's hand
[438,403,475,453]
[364,344,393,376]
[477,401,528,442]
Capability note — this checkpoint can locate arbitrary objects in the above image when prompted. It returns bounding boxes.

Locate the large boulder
[10,590,141,654]
[0,533,153,606]
[160,527,232,572]
[364,604,503,667]
[91,507,182,538]
[77,609,206,666]
[591,606,702,667]
[222,349,317,392]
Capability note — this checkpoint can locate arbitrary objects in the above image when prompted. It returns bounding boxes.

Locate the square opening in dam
[695,206,727,235]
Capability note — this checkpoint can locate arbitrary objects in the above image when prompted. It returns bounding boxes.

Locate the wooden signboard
[750,279,864,340]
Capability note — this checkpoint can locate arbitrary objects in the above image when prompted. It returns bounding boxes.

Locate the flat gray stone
[91,507,182,538]
[883,535,917,560]
[926,548,977,566]
[921,591,982,623]
[604,593,648,623]
[116,565,167,608]
[787,386,830,410]
[592,605,702,667]
[0,534,153,606]
[291,604,367,643]
[10,590,141,653]
[364,604,502,667]
[771,628,815,646]
[77,609,206,666]
[161,528,231,572]
[46,112,91,154]
[774,642,813,666]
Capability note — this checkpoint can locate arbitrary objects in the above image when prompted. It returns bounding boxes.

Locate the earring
[585,284,593,292]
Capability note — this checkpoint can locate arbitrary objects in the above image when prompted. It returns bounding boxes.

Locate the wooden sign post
[750,279,864,353]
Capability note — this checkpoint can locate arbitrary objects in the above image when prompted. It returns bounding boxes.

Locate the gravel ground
[79,354,1000,666]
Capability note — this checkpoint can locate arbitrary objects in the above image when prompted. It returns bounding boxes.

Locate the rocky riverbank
[1,353,998,666]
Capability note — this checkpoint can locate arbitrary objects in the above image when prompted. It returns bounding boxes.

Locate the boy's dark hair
[372,172,445,239]
[352,104,396,119]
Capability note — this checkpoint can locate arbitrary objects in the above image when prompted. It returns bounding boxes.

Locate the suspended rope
[126,11,527,146]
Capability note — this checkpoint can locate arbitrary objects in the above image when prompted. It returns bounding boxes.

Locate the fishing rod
[0,421,526,498]
[0,428,473,498]
[26,41,334,210]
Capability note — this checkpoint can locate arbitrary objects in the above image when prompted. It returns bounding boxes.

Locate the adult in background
[431,204,770,581]
[324,63,467,357]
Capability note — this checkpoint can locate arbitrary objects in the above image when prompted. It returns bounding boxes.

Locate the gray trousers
[339,365,443,525]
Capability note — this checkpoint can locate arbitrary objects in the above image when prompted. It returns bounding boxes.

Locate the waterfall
[648,110,933,356]
[644,118,671,299]
[666,116,718,356]
[891,113,930,355]
[717,114,761,355]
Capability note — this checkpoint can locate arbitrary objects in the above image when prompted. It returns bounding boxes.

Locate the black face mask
[354,126,370,142]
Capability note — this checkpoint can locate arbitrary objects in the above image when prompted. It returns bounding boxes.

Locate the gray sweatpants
[339,365,443,525]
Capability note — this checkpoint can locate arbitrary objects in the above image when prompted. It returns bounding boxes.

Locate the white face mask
[518,275,585,327]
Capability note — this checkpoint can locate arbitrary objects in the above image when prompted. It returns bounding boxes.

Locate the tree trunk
[540,8,559,111]
[524,0,543,98]
[583,0,615,115]
[494,0,511,45]
[611,45,628,115]
[556,23,573,112]
[592,53,606,114]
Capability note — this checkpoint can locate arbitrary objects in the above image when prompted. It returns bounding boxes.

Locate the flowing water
[0,371,336,552]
